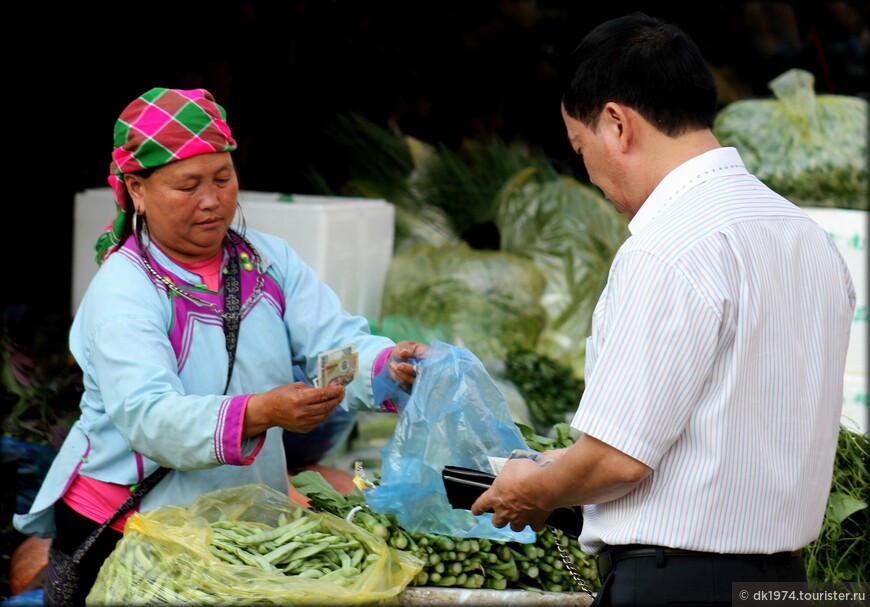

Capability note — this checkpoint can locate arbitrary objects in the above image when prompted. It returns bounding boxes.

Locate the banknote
[317,344,358,388]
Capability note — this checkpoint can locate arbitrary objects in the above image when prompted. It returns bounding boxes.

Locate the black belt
[596,544,802,580]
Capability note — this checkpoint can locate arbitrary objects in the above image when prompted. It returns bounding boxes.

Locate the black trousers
[48,499,123,606]
[593,546,806,607]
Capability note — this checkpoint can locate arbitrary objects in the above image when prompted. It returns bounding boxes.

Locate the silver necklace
[138,231,265,320]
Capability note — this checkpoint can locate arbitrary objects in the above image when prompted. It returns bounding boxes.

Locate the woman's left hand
[389,340,428,389]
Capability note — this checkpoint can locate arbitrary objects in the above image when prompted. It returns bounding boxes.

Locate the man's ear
[601,101,633,153]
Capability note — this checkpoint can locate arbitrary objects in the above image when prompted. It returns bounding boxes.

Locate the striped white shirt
[572,147,856,554]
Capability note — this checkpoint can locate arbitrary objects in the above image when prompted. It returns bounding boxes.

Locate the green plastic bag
[714,68,868,209]
[381,242,547,363]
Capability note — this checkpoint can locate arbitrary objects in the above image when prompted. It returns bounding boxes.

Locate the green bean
[209,543,245,565]
[237,516,321,545]
[319,566,361,582]
[262,540,304,565]
[284,541,332,562]
[350,546,365,568]
[297,568,325,579]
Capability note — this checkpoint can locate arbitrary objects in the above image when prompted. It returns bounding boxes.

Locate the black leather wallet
[441,465,583,537]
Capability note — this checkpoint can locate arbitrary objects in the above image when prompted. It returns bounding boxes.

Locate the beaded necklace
[136,229,265,321]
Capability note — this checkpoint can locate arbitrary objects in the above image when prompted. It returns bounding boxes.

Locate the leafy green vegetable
[402,136,558,237]
[804,425,869,583]
[506,349,584,433]
[307,113,558,253]
[496,170,628,379]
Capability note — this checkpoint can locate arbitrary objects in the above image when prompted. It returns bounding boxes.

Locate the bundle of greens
[804,425,869,583]
[506,349,584,433]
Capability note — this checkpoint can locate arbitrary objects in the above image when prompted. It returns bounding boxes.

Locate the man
[471,12,855,606]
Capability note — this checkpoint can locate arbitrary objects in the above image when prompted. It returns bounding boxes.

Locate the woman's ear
[123,174,145,214]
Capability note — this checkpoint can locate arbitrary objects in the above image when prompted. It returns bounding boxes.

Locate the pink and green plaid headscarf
[95,87,238,265]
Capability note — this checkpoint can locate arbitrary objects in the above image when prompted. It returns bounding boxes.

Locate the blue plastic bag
[0,590,43,606]
[1,437,57,513]
[365,340,535,543]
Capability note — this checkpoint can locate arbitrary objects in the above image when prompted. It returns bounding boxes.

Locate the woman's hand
[243,382,345,437]
[389,340,428,389]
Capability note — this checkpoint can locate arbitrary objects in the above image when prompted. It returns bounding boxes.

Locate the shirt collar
[628,147,748,235]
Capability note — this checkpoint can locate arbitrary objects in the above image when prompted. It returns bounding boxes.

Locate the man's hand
[470,457,552,533]
[470,434,652,532]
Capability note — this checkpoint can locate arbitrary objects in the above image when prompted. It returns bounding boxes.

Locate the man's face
[561,104,631,219]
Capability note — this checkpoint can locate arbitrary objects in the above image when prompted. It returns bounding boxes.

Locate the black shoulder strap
[69,466,172,563]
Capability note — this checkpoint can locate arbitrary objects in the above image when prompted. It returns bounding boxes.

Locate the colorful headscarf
[95,88,238,265]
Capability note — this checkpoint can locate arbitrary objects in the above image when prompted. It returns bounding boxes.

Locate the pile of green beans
[207,510,380,583]
[90,508,389,604]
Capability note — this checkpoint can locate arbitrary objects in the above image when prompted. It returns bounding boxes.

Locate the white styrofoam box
[802,207,867,376]
[840,373,867,436]
[72,188,117,315]
[72,189,395,322]
[236,191,394,322]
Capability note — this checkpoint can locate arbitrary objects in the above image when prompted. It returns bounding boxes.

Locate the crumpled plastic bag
[713,68,868,209]
[364,339,536,543]
[87,483,423,605]
[495,169,627,380]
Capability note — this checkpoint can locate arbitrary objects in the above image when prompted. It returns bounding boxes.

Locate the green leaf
[289,470,348,511]
[826,491,867,525]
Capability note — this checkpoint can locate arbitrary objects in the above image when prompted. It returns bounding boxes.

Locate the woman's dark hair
[121,166,157,243]
[561,12,718,136]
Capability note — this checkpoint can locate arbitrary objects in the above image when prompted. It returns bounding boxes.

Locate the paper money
[317,344,358,388]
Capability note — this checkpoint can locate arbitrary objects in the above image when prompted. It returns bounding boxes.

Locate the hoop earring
[235,201,247,235]
[132,212,140,236]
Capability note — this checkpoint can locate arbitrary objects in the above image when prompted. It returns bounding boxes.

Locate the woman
[13,87,427,605]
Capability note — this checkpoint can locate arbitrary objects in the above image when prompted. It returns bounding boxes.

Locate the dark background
[5,0,868,337]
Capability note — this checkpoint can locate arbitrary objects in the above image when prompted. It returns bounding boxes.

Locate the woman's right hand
[243,382,345,437]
